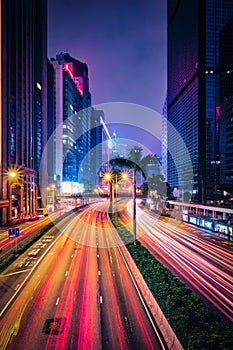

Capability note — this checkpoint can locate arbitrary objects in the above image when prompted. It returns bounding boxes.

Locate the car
[27,213,39,221]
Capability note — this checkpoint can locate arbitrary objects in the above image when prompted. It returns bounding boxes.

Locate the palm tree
[126,146,160,178]
[127,146,143,164]
[109,156,141,244]
[109,148,161,244]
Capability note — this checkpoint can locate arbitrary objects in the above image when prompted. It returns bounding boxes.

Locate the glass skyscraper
[167,0,233,203]
[1,0,48,223]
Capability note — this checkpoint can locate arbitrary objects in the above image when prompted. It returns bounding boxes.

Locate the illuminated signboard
[200,219,204,227]
[189,216,197,225]
[8,227,20,237]
[61,182,85,194]
[214,222,231,234]
[203,220,213,230]
[182,214,189,222]
[189,216,200,226]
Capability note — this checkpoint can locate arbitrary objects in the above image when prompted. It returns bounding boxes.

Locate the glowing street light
[7,168,20,182]
[121,171,129,181]
[102,171,114,213]
[7,167,23,221]
[103,171,112,183]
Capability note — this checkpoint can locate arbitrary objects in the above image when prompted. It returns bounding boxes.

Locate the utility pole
[133,168,136,244]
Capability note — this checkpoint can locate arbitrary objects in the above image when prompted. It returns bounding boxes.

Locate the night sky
[48,0,167,114]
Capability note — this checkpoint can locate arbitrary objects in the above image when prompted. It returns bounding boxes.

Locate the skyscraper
[0,0,47,223]
[219,16,233,188]
[167,0,233,203]
[48,52,92,188]
[90,108,104,186]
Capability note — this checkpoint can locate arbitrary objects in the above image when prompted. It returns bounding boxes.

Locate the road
[120,200,233,324]
[0,210,67,259]
[0,202,165,350]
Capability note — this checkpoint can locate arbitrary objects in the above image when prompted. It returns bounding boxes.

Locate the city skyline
[0,2,232,350]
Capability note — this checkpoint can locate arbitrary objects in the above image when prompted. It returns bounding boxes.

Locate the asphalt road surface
[0,202,165,350]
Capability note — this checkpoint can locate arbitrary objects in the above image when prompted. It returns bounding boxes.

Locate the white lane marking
[56,297,60,306]
[97,254,99,258]
[99,296,103,304]
[117,243,167,350]
[71,254,74,258]
[15,284,20,291]
[98,270,101,276]
[65,271,68,277]
[0,269,31,278]
[0,231,63,318]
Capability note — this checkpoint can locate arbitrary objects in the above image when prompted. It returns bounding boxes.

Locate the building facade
[167,0,233,203]
[219,16,233,188]
[90,108,104,186]
[48,53,94,192]
[162,97,167,181]
[0,0,47,223]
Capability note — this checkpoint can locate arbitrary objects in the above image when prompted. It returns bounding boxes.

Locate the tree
[127,146,160,179]
[127,146,143,164]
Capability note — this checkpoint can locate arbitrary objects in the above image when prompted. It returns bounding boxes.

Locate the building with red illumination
[48,52,103,191]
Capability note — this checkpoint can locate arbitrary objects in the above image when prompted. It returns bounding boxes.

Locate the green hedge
[110,215,232,350]
[0,253,15,271]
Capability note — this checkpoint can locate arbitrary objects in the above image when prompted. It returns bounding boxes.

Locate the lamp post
[132,168,137,244]
[102,171,114,214]
[115,171,129,216]
[7,168,23,222]
[115,173,118,214]
[103,167,137,243]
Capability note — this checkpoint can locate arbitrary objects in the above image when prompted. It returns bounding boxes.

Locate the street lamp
[7,168,23,221]
[8,170,19,181]
[103,167,137,244]
[118,168,137,244]
[119,167,137,244]
[102,171,114,214]
[103,171,112,183]
[132,168,137,244]
[121,171,129,181]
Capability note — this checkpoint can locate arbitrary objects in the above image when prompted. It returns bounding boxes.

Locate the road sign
[8,227,20,237]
